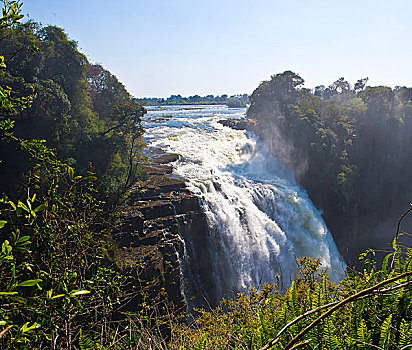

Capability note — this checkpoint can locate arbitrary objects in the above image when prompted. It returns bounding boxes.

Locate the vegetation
[0,9,147,197]
[137,93,249,108]
[247,71,412,266]
[170,236,412,349]
[0,2,159,348]
[1,2,411,349]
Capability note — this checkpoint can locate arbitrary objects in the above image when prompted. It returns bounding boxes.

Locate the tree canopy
[247,71,412,266]
[0,19,147,196]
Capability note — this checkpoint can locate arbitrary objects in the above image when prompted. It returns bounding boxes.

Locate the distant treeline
[136,93,250,107]
[247,71,412,266]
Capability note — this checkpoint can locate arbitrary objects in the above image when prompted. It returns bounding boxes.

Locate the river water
[143,104,344,302]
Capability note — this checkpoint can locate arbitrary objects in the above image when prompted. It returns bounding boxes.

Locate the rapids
[143,105,344,303]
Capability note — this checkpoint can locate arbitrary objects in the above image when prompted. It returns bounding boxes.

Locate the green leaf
[0,56,6,69]
[0,220,7,229]
[17,201,29,213]
[17,279,42,287]
[10,295,27,303]
[379,314,393,348]
[68,166,74,181]
[70,290,90,296]
[21,322,39,333]
[71,297,83,309]
[33,204,47,213]
[2,240,12,255]
[0,291,18,296]
[16,236,30,244]
[81,176,97,183]
[50,294,65,299]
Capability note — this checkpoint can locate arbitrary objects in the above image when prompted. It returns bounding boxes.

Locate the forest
[247,71,412,266]
[0,1,411,349]
[136,94,249,108]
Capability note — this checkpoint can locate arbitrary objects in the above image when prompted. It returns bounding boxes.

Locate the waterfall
[143,105,345,303]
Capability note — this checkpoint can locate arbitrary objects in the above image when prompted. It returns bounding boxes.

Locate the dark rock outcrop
[115,149,215,315]
[218,118,256,131]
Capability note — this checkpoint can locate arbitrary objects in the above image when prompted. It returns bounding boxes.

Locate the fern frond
[378,314,393,349]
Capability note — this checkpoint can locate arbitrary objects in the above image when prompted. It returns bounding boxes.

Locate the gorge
[1,2,411,346]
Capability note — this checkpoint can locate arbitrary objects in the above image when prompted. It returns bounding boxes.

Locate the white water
[143,105,344,300]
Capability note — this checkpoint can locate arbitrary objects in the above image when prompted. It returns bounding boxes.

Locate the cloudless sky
[23,0,411,97]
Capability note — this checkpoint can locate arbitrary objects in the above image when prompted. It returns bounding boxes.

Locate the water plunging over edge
[143,105,346,307]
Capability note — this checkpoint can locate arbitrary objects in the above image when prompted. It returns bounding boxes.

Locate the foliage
[0,2,157,348]
[170,239,412,349]
[2,2,412,349]
[0,130,162,348]
[0,15,147,197]
[247,71,412,266]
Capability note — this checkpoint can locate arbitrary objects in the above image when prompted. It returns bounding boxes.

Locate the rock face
[115,150,214,315]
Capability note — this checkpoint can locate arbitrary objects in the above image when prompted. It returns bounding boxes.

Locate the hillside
[247,71,412,267]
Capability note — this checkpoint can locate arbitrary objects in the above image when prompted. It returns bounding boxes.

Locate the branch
[391,205,412,268]
[259,300,340,350]
[395,206,412,242]
[289,339,311,350]
[259,271,412,350]
[100,124,123,136]
[0,325,13,339]
[350,338,384,350]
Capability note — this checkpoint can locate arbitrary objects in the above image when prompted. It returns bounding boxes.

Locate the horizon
[23,0,411,98]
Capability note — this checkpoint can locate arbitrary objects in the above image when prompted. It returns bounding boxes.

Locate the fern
[195,333,208,350]
[79,330,97,350]
[78,329,107,350]
[324,317,339,350]
[356,319,370,349]
[378,314,393,349]
[399,319,412,348]
[288,281,297,318]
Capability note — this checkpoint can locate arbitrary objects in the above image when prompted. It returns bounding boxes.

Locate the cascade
[143,105,345,305]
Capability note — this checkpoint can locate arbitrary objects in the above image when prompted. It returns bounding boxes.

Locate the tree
[0,20,147,196]
[247,71,304,120]
[0,3,145,347]
[314,85,325,98]
[329,77,350,94]
[353,77,368,93]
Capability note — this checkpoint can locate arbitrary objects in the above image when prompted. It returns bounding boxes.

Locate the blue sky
[23,0,411,97]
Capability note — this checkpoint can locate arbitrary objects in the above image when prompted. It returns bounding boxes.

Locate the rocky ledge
[218,118,256,131]
[115,149,211,316]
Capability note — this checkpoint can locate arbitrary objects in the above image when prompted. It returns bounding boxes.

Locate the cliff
[114,149,216,316]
